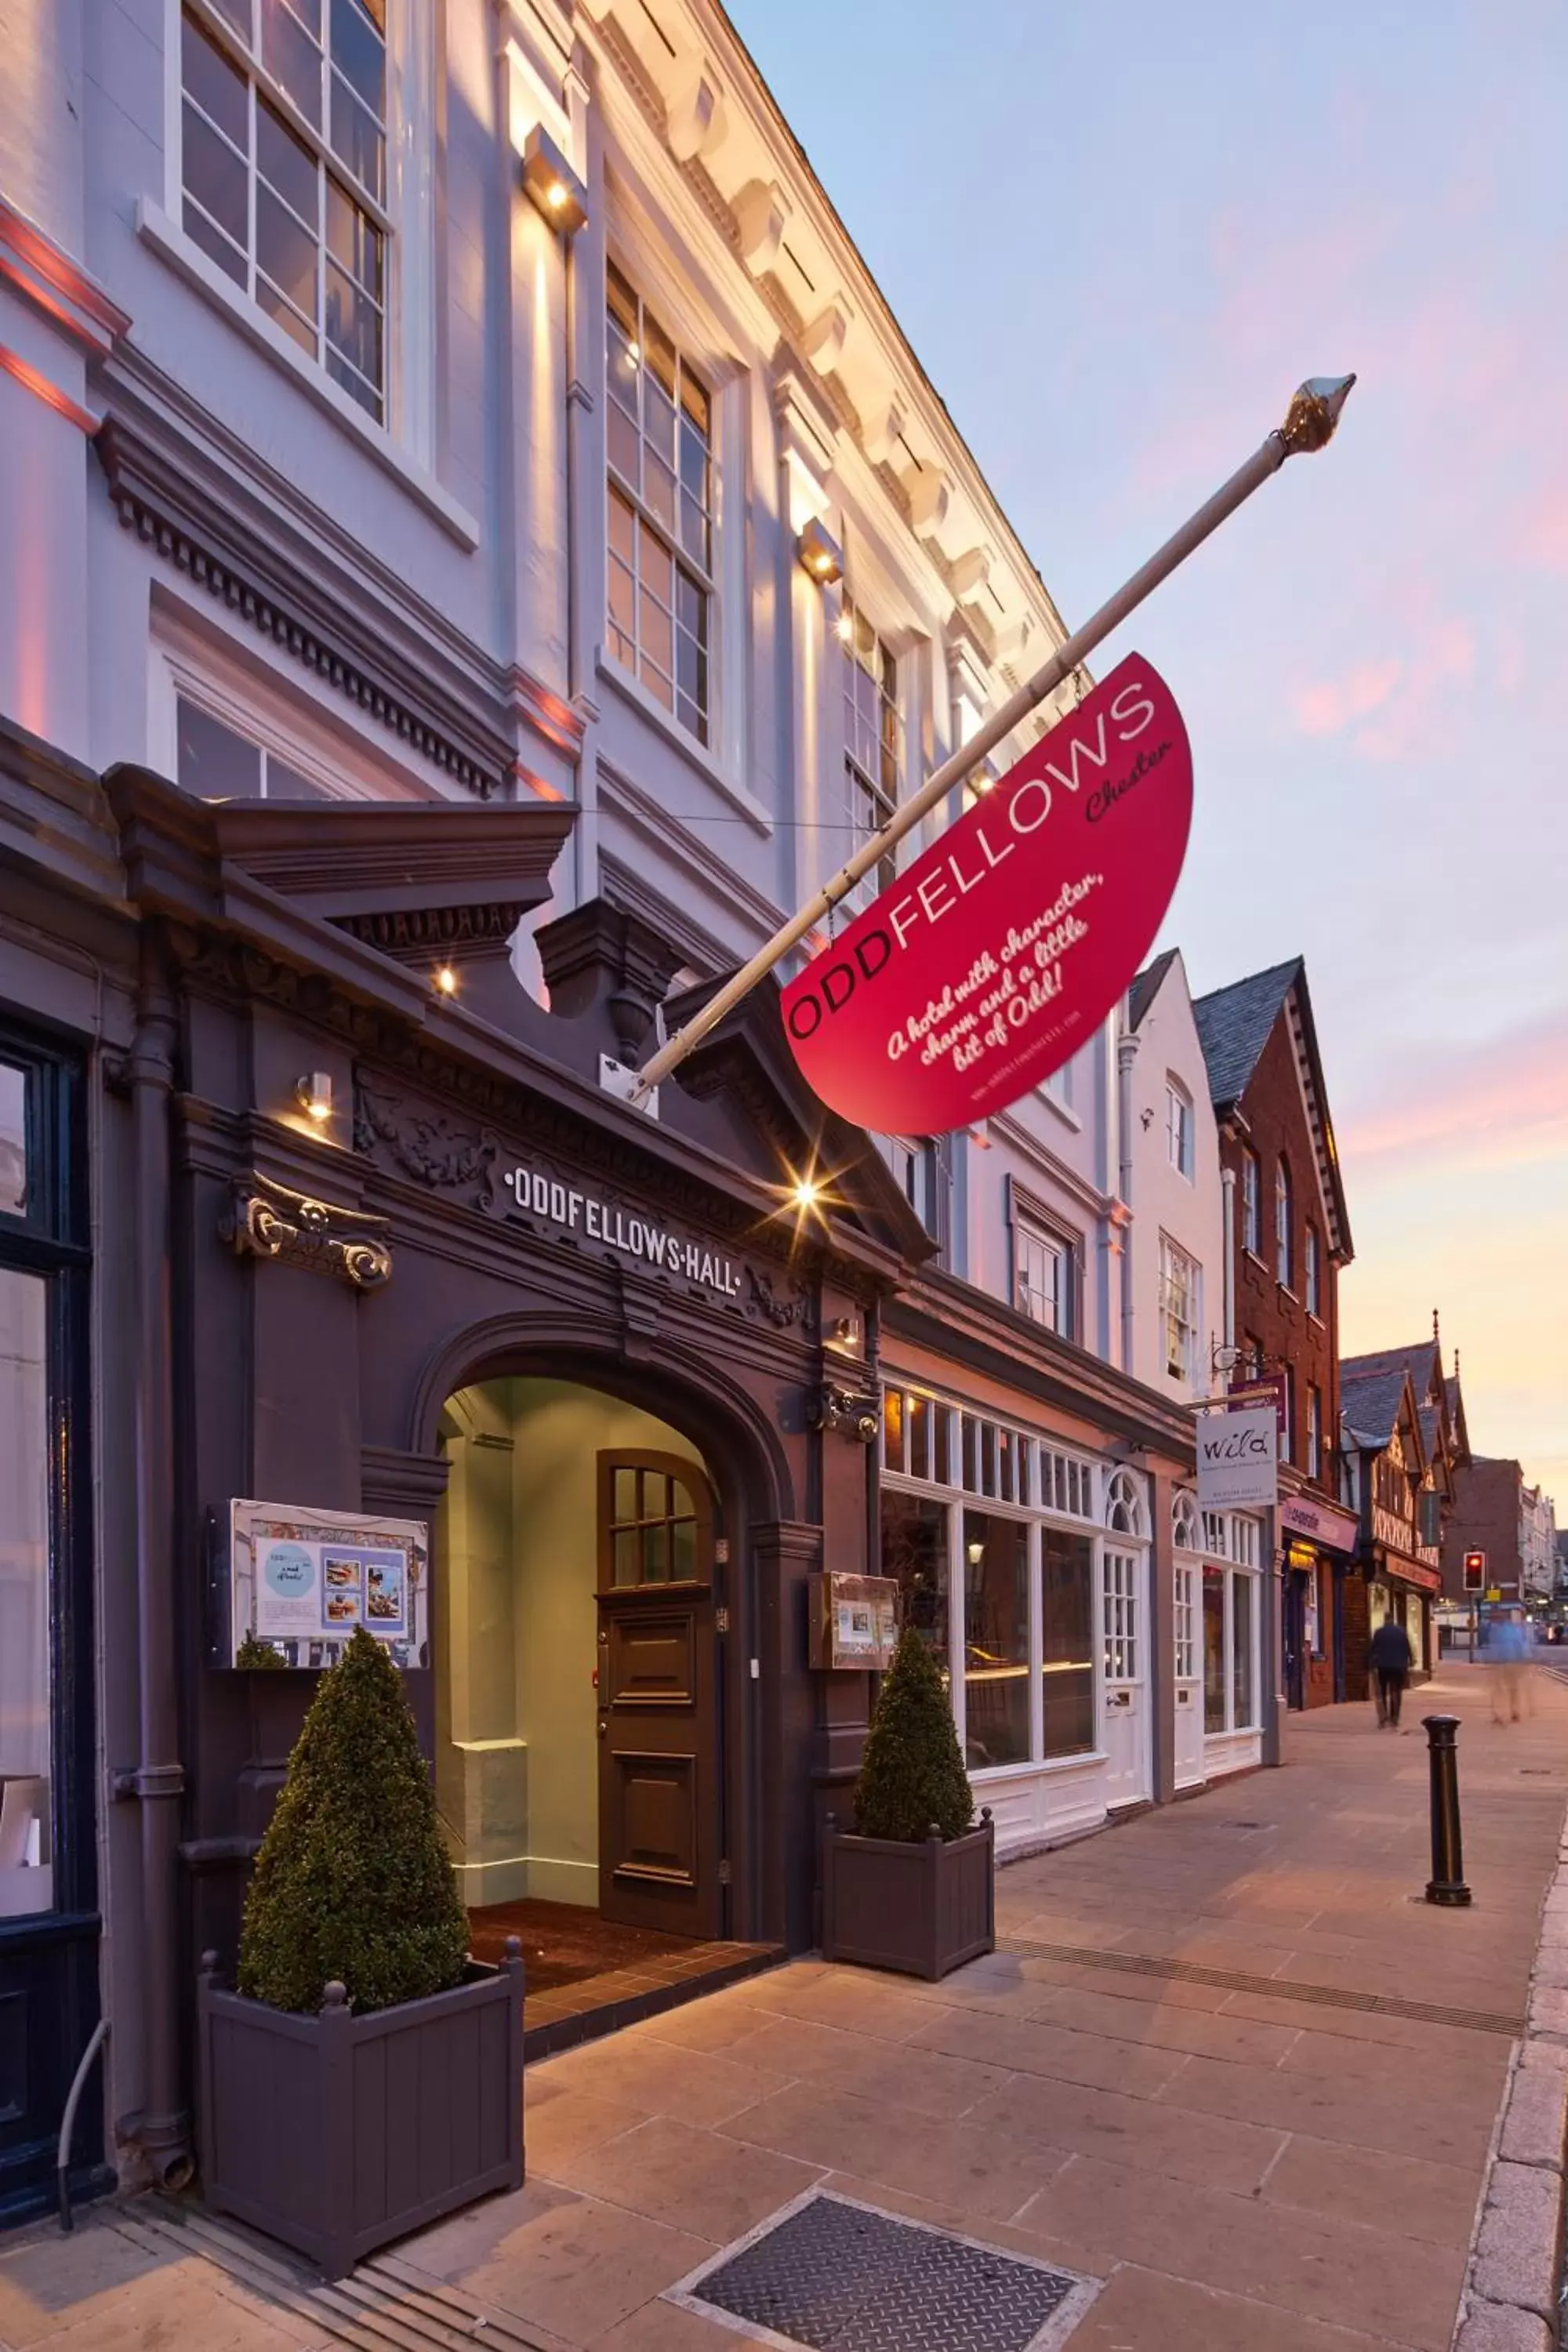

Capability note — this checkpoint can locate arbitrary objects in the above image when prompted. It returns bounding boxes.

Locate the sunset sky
[730,0,1568,1508]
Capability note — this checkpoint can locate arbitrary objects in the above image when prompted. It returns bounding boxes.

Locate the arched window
[1275,1159,1292,1288]
[1105,1466,1148,1539]
[1172,1490,1200,1553]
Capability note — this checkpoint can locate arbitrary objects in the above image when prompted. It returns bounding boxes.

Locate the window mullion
[246,75,257,303]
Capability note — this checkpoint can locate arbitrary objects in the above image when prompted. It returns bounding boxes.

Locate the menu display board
[229,1497,429,1669]
[808,1572,899,1671]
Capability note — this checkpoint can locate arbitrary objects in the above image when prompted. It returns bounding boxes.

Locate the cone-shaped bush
[238,1628,470,2014]
[854,1625,974,1844]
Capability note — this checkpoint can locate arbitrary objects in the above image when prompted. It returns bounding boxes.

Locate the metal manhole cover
[666,2188,1096,2352]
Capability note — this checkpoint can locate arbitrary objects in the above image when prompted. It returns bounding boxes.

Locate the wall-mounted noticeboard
[808,1572,898,1671]
[227,1497,430,1670]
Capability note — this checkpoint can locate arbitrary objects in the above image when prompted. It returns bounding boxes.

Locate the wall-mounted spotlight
[797,518,844,587]
[295,1072,333,1123]
[522,125,588,235]
[434,964,459,998]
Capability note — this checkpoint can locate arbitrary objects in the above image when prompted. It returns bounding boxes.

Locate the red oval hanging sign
[781,654,1192,1134]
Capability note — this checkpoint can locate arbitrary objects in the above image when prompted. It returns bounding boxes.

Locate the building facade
[1441,1457,1558,1607]
[1340,1335,1466,1680]
[0,0,1269,2223]
[1192,960,1355,1710]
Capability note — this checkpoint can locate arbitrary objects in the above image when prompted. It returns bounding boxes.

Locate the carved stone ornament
[354,1080,501,1212]
[224,1173,393,1290]
[806,1381,882,1444]
[744,1264,818,1333]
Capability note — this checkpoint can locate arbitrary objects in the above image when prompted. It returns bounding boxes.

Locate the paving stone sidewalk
[5,1661,1566,2352]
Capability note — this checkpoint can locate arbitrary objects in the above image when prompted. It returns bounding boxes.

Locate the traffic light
[1463,1550,1486,1593]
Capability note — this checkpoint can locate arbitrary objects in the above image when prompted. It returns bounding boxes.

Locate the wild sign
[780,655,1192,1133]
[1196,1406,1279,1509]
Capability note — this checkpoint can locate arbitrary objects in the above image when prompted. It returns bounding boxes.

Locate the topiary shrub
[238,1627,470,2015]
[235,1632,286,1670]
[854,1624,974,1844]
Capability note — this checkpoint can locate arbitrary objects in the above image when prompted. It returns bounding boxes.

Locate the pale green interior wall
[435,1377,705,1909]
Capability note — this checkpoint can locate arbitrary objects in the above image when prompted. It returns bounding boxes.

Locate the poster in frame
[227,1497,430,1670]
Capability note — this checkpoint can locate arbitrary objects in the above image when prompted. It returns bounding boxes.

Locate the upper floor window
[1305,1223,1322,1317]
[176,696,332,800]
[180,1,388,423]
[1274,1159,1293,1288]
[840,598,901,893]
[884,1136,949,1261]
[1172,1490,1200,1554]
[1159,1235,1200,1384]
[1166,1081,1194,1179]
[1306,1383,1323,1481]
[1241,1148,1261,1254]
[1014,1210,1076,1340]
[605,265,713,746]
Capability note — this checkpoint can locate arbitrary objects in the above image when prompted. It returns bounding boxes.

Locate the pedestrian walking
[1491,1613,1530,1723]
[1367,1616,1414,1726]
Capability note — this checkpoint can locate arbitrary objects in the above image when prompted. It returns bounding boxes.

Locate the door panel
[596,1452,720,1939]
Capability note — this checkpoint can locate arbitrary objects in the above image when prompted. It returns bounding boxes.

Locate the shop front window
[1203,1566,1226,1733]
[1042,1528,1094,1759]
[963,1512,1029,1769]
[881,1490,949,1681]
[1232,1572,1255,1728]
[1,1269,51,1915]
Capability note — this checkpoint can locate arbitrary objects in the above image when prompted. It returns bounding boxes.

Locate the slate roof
[1339,1365,1412,1451]
[1192,958,1302,1112]
[1128,948,1179,1032]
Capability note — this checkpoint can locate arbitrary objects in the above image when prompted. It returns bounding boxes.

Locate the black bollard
[1422,1714,1471,1907]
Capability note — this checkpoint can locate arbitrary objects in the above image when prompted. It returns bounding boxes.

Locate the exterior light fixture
[521,125,588,236]
[434,964,458,997]
[295,1072,333,1122]
[791,1175,823,1212]
[797,519,844,587]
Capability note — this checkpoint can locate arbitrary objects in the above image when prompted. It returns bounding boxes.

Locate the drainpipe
[118,935,193,2184]
[1116,1025,1138,1374]
[1221,1165,1237,1355]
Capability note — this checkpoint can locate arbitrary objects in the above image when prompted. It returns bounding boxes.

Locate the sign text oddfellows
[503,1164,742,1301]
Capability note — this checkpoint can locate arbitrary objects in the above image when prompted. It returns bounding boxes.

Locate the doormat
[665,2188,1098,2352]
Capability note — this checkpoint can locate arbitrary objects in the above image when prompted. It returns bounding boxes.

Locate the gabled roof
[1192,958,1301,1112]
[1193,956,1352,1264]
[1342,1335,1468,1479]
[1128,948,1179,1033]
[1341,1360,1426,1468]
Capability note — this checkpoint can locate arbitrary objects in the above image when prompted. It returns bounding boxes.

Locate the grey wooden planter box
[197,1942,525,2280]
[822,1809,994,1980]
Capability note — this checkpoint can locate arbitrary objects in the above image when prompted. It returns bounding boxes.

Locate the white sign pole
[628,376,1355,1108]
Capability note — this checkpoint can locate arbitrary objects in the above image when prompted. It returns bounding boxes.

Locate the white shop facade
[877,1363,1157,1859]
[1171,1490,1267,1788]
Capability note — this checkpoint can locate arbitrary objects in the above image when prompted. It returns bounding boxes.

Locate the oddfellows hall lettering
[503,1165,742,1300]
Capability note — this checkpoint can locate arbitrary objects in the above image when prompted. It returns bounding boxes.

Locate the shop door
[1102,1548,1149,1805]
[596,1452,722,1940]
[1283,1573,1307,1711]
[1173,1563,1205,1788]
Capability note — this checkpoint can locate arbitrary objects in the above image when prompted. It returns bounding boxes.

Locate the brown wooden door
[596,1451,721,1939]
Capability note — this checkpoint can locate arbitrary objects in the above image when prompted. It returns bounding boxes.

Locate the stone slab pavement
[5,1660,1566,2352]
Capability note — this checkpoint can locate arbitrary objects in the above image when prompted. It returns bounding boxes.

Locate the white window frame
[1010,1185,1079,1341]
[880,1383,1105,1775]
[1275,1160,1293,1288]
[150,598,434,802]
[837,590,904,906]
[1102,1548,1139,1682]
[1241,1149,1261,1255]
[1306,1384,1323,1482]
[1166,1080,1194,1180]
[1174,1561,1197,1683]
[162,0,437,463]
[1159,1233,1201,1385]
[1305,1224,1322,1317]
[1200,1517,1262,1737]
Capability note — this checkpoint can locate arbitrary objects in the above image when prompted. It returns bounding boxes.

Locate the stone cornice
[93,354,582,791]
[0,195,129,359]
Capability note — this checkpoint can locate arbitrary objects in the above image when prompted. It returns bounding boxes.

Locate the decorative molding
[0,342,99,434]
[597,758,787,945]
[600,853,722,980]
[338,901,530,966]
[223,1171,393,1289]
[806,1381,881,1443]
[353,1079,503,1213]
[93,359,577,789]
[0,195,130,358]
[744,1265,818,1334]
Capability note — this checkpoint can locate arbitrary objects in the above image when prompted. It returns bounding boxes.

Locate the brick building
[1194,960,1356,1709]
[1341,1330,1467,1682]
[1443,1457,1558,1605]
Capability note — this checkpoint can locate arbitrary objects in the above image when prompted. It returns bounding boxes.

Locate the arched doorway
[434,1374,731,1988]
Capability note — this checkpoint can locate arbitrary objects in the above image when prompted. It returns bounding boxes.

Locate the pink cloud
[1291,658,1402,737]
[1340,1011,1568,1171]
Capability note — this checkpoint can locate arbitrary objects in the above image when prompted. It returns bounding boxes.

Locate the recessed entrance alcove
[434,1374,776,2047]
